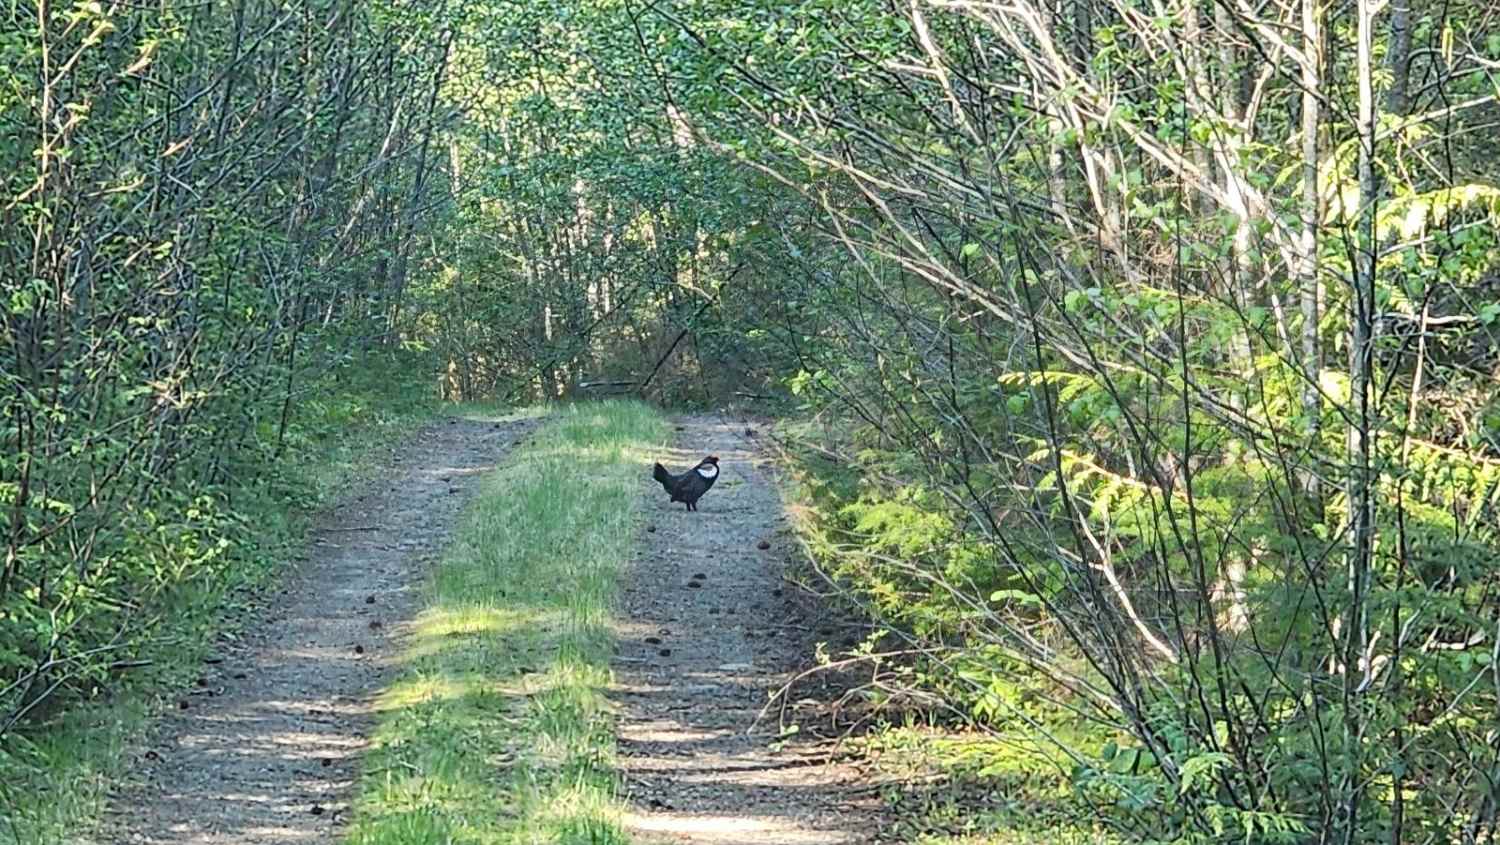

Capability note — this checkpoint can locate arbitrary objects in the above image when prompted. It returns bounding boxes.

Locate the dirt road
[614,416,882,844]
[102,410,882,844]
[104,414,535,844]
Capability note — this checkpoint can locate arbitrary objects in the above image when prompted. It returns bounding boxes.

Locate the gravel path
[614,415,883,844]
[103,414,536,844]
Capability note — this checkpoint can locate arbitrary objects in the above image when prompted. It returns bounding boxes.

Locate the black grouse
[652,455,720,511]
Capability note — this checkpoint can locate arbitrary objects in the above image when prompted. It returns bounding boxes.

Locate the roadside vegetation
[344,400,664,844]
[4,0,466,833]
[2,357,438,841]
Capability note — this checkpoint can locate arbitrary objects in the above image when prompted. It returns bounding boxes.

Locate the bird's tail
[653,462,674,491]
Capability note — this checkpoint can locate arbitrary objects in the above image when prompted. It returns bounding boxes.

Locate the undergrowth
[854,727,1128,845]
[771,420,1139,844]
[0,353,443,843]
[345,399,665,844]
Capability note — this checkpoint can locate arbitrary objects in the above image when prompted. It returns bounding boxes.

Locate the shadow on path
[613,415,885,845]
[103,414,539,844]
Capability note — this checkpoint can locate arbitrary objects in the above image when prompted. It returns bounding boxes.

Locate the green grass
[345,400,665,845]
[860,727,1128,845]
[0,358,446,844]
[772,420,1136,845]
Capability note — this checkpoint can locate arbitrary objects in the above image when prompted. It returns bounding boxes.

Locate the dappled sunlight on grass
[375,675,482,712]
[345,401,665,845]
[414,603,533,639]
[401,603,546,662]
[536,787,629,845]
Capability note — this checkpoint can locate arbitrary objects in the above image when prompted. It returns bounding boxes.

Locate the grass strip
[346,400,664,845]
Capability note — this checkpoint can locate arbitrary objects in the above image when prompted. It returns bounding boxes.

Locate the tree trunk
[1385,0,1413,115]
[1299,0,1324,496]
[1342,0,1380,838]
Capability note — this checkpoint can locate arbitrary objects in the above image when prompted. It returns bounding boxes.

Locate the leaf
[1178,751,1230,796]
[989,588,1042,608]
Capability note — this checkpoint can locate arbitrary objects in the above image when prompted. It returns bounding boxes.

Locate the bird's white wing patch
[696,465,719,479]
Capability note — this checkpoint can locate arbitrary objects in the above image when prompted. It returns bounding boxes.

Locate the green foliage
[1,0,460,724]
[0,352,438,840]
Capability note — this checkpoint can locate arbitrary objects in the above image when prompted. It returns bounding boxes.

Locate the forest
[2,0,1499,841]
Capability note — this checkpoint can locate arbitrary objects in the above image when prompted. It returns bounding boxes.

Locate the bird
[652,455,720,511]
